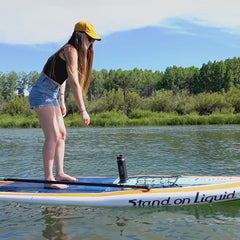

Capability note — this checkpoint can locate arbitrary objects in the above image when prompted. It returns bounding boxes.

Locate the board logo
[129,190,236,206]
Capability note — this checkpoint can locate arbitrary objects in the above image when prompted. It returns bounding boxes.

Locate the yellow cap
[74,21,101,41]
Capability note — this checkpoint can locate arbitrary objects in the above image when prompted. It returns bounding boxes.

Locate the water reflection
[1,201,240,240]
[42,207,70,240]
[40,201,240,239]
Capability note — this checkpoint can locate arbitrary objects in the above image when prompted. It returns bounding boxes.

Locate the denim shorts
[29,74,60,109]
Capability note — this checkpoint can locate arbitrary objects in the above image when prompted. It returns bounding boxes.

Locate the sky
[0,0,240,73]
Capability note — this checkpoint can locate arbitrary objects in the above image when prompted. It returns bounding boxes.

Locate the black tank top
[43,55,68,85]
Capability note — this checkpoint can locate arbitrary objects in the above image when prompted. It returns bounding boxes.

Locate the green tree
[104,69,116,91]
[224,57,240,88]
[137,70,160,97]
[185,67,200,94]
[113,70,134,98]
[162,66,187,92]
[2,72,18,100]
[88,69,107,101]
[0,72,5,101]
[211,61,227,92]
[199,61,229,93]
[17,72,28,97]
[27,71,39,91]
[101,88,125,112]
[198,62,213,93]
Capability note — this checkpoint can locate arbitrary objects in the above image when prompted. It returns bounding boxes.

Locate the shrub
[2,96,31,116]
[124,91,141,116]
[150,90,174,112]
[195,92,230,115]
[225,87,240,113]
[172,90,196,115]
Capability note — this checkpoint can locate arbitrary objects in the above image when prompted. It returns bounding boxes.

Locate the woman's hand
[81,110,90,126]
[60,104,67,117]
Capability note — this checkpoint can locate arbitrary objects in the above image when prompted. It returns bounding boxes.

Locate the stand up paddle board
[0,155,240,207]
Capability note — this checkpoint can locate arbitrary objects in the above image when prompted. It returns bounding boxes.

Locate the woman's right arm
[63,45,90,127]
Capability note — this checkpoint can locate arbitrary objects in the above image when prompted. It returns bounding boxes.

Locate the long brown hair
[67,31,94,95]
[43,31,94,95]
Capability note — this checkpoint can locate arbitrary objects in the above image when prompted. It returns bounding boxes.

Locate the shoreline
[1,111,240,128]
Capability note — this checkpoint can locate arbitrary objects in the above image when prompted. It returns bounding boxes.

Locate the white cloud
[1,0,240,44]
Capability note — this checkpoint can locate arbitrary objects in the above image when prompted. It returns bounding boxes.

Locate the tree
[27,71,39,91]
[137,70,161,97]
[224,57,240,88]
[88,69,107,101]
[101,88,125,112]
[2,72,18,100]
[162,66,187,92]
[0,72,5,101]
[17,72,28,97]
[198,62,213,93]
[184,67,200,94]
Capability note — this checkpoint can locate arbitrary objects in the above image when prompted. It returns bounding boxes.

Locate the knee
[58,127,66,141]
[52,128,66,142]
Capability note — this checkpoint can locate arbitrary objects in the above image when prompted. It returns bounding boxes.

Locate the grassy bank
[1,110,240,128]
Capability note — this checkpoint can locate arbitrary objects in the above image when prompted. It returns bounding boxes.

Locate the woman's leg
[54,111,77,182]
[35,106,68,189]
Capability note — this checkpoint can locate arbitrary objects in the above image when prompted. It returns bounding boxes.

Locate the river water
[1,126,240,240]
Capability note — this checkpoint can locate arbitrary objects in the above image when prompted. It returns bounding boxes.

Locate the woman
[29,21,101,189]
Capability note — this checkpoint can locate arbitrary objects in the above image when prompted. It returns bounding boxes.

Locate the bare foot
[55,173,77,182]
[44,183,68,190]
[44,177,69,189]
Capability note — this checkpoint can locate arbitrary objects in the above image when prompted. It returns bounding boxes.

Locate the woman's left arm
[59,81,67,117]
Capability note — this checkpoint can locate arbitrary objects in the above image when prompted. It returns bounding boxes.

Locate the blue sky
[94,19,240,71]
[0,0,240,73]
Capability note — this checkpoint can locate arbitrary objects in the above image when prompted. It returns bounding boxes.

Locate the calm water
[1,125,240,240]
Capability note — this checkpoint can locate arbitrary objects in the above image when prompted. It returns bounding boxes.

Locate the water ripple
[1,126,240,239]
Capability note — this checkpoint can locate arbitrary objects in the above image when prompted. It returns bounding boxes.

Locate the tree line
[1,57,240,117]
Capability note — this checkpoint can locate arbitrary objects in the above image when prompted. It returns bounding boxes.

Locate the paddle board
[0,175,240,207]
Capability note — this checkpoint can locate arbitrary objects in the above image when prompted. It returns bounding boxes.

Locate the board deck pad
[0,177,117,193]
[1,175,239,193]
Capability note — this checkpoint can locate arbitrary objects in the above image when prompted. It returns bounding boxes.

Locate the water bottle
[117,155,128,183]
